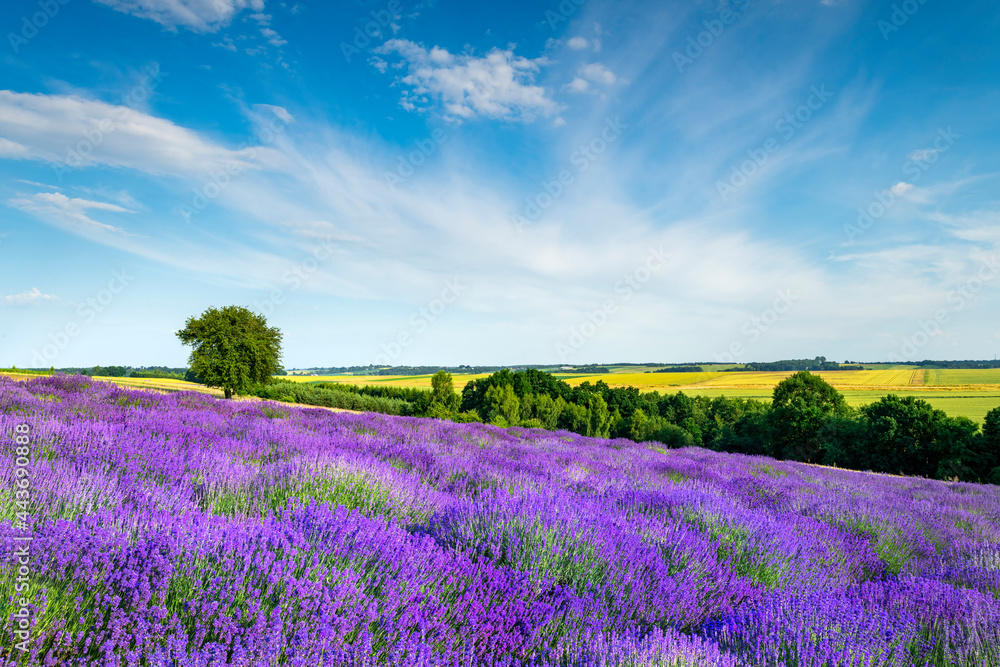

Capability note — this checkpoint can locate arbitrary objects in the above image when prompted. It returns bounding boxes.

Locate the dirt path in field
[910,370,927,386]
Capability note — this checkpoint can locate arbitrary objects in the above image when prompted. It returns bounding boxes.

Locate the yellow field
[559,369,942,391]
[281,373,495,388]
[93,376,222,394]
[556,372,724,387]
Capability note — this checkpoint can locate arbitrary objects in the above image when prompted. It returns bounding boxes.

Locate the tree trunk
[224,388,233,399]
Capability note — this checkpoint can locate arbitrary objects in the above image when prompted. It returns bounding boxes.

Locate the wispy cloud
[92,0,265,33]
[4,287,59,306]
[9,192,134,235]
[579,63,616,85]
[0,91,267,176]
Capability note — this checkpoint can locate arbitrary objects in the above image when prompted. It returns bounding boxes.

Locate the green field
[927,368,1000,386]
[671,387,1000,424]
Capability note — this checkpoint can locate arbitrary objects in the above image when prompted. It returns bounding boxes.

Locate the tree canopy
[176,306,283,399]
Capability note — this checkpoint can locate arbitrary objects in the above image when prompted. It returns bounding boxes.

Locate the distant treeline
[910,359,1000,369]
[725,357,865,372]
[252,368,1000,485]
[0,367,53,376]
[81,366,194,380]
[291,365,550,377]
[650,366,704,373]
[288,364,611,377]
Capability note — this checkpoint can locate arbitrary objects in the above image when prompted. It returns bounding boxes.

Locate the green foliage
[649,422,695,449]
[981,407,1000,482]
[452,410,482,423]
[730,356,862,372]
[586,394,611,438]
[427,370,461,417]
[130,369,185,380]
[176,306,283,399]
[769,371,849,462]
[460,368,573,413]
[251,380,411,414]
[850,395,981,479]
[483,383,521,426]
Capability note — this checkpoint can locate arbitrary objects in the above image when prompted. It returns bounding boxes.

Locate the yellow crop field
[282,374,494,389]
[565,370,932,391]
[561,372,723,388]
[93,376,221,394]
[813,369,921,387]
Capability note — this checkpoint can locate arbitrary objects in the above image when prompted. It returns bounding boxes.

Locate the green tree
[533,394,561,430]
[769,371,848,462]
[430,370,460,411]
[586,394,611,438]
[557,400,589,434]
[650,422,695,449]
[857,395,979,479]
[483,384,521,426]
[431,370,453,401]
[176,306,283,399]
[981,407,1000,483]
[628,408,649,441]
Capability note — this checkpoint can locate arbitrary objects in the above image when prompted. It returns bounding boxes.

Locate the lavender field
[1,375,999,666]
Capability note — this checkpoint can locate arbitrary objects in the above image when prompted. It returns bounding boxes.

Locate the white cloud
[260,27,287,46]
[14,179,58,189]
[374,40,560,121]
[0,137,28,157]
[9,192,133,235]
[579,63,617,85]
[567,36,589,50]
[0,90,266,176]
[252,103,293,124]
[564,78,590,93]
[890,182,914,196]
[4,287,59,306]
[92,0,265,32]
[213,36,237,51]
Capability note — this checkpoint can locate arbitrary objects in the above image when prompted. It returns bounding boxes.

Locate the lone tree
[176,306,283,399]
[769,370,849,462]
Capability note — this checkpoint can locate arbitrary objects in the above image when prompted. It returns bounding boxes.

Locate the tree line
[458,369,1000,483]
[169,307,1000,484]
[725,356,865,372]
[254,368,1000,485]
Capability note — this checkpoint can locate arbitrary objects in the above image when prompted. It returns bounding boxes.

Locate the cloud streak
[92,0,265,32]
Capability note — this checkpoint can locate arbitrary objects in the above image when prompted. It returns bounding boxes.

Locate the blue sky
[1,0,998,369]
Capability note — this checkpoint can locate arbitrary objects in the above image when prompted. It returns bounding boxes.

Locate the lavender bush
[1,375,998,666]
